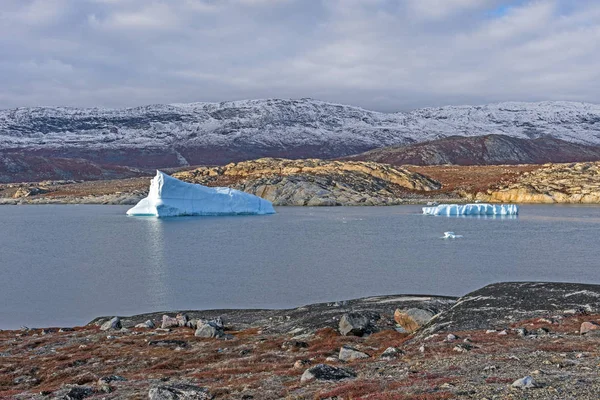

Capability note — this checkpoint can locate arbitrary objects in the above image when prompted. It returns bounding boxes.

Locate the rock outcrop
[474,162,600,203]
[419,282,600,336]
[174,158,441,206]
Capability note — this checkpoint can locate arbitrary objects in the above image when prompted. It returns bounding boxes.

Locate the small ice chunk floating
[422,203,518,216]
[127,171,275,217]
[441,232,463,239]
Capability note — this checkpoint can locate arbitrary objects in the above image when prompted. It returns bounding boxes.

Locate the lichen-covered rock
[148,383,210,399]
[300,364,356,383]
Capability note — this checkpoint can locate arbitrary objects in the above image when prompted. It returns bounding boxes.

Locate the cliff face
[174,158,441,206]
[345,135,600,166]
[474,162,600,203]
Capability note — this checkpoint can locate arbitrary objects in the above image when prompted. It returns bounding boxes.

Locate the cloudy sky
[1,0,599,111]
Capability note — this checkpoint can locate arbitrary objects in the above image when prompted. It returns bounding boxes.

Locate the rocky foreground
[4,282,600,399]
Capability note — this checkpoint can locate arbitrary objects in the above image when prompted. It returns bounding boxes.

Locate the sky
[1,0,599,112]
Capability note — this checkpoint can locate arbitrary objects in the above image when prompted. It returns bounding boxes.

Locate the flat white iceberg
[422,203,518,216]
[127,171,275,217]
[442,232,463,239]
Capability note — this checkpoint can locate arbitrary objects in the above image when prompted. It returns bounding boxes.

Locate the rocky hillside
[474,162,600,203]
[174,158,441,206]
[345,135,600,166]
[2,99,600,176]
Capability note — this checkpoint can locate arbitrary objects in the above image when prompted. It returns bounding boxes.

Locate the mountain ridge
[2,98,600,181]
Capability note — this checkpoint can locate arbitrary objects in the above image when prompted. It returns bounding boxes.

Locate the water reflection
[139,217,169,310]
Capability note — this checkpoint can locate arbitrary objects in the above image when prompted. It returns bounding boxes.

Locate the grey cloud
[0,0,599,111]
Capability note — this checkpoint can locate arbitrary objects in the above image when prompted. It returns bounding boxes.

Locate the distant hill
[0,153,147,183]
[3,99,600,181]
[2,99,600,169]
[343,135,600,166]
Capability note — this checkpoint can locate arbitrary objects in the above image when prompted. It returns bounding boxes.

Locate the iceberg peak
[127,171,275,217]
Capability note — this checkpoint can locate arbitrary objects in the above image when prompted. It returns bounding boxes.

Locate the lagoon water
[2,204,600,329]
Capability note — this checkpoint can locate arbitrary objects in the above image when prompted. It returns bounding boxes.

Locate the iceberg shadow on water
[126,171,276,218]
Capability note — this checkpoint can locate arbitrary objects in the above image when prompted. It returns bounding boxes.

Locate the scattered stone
[59,328,74,332]
[498,330,508,336]
[536,327,550,336]
[445,334,458,341]
[338,345,369,361]
[281,340,309,350]
[380,347,403,359]
[13,375,40,385]
[135,320,155,329]
[338,313,373,336]
[106,335,116,340]
[580,321,600,334]
[511,376,538,389]
[419,345,426,353]
[294,359,311,369]
[483,365,498,372]
[300,364,356,383]
[148,340,188,348]
[161,315,180,329]
[98,375,127,385]
[54,385,95,399]
[515,328,528,337]
[100,317,121,331]
[485,329,496,334]
[148,383,211,399]
[453,344,473,353]
[394,308,434,333]
[325,356,339,362]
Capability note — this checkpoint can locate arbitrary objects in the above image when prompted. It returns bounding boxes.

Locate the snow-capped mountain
[2,99,600,169]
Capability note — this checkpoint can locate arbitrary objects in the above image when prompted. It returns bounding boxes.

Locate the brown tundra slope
[344,135,600,166]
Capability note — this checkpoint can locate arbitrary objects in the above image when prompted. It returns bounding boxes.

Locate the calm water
[2,204,600,329]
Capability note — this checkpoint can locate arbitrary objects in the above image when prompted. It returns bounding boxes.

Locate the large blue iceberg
[127,171,275,217]
[422,203,518,216]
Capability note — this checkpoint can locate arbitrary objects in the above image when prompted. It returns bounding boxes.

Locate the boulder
[176,313,189,327]
[339,346,369,361]
[162,315,180,329]
[194,321,224,338]
[511,376,538,389]
[380,346,403,359]
[394,308,434,333]
[580,321,600,334]
[300,364,356,383]
[339,312,374,336]
[100,317,121,331]
[148,383,211,400]
[135,320,155,329]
